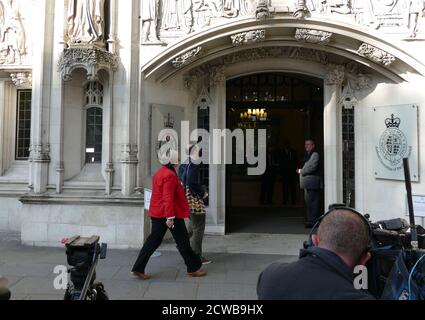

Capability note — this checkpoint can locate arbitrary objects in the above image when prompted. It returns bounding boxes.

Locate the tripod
[63,236,109,300]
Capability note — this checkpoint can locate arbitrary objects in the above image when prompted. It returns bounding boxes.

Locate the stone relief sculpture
[357,43,396,66]
[191,1,213,28]
[364,0,407,29]
[231,29,266,46]
[142,0,163,43]
[10,71,31,87]
[301,0,425,38]
[408,0,425,37]
[162,0,194,33]
[256,0,271,20]
[295,28,333,44]
[158,0,256,38]
[306,0,351,14]
[58,47,118,81]
[222,0,254,17]
[220,46,329,66]
[153,0,424,41]
[325,0,351,14]
[0,0,26,65]
[294,0,308,18]
[171,46,202,67]
[67,0,105,47]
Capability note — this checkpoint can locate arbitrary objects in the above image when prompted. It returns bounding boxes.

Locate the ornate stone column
[121,144,138,196]
[0,80,6,176]
[105,71,115,195]
[30,144,51,194]
[117,0,140,196]
[49,0,67,194]
[30,0,54,194]
[208,65,226,232]
[323,64,345,207]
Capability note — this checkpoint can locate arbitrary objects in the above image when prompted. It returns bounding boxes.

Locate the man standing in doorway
[298,140,322,228]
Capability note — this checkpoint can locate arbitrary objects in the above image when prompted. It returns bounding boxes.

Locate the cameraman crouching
[257,208,375,300]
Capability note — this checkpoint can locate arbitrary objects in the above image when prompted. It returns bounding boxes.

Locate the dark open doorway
[225,73,324,234]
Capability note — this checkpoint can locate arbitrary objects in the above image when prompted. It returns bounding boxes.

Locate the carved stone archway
[142,17,425,84]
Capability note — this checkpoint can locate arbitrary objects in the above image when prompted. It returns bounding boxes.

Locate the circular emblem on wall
[378,128,407,167]
[377,114,408,169]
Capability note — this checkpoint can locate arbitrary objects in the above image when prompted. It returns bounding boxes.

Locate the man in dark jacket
[180,144,211,264]
[257,208,375,300]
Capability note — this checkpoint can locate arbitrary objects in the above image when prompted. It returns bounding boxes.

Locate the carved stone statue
[162,0,194,33]
[0,0,26,64]
[256,0,271,20]
[408,0,425,38]
[223,0,254,18]
[141,0,161,43]
[203,0,223,17]
[328,0,351,14]
[308,0,351,14]
[67,0,105,47]
[306,0,325,13]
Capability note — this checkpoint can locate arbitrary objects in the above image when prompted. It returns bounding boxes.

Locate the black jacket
[178,162,205,198]
[257,247,375,300]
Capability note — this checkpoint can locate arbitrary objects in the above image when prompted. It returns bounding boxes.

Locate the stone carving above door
[149,0,425,42]
[172,46,202,68]
[357,43,396,66]
[222,46,330,66]
[231,29,266,46]
[295,28,333,45]
[58,47,118,81]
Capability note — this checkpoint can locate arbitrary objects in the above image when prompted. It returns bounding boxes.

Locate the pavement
[0,231,299,300]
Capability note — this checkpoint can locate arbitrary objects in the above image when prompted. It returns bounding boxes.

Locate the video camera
[64,235,109,300]
[365,159,425,300]
[366,216,425,299]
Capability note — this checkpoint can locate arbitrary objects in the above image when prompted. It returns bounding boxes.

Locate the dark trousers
[304,189,320,225]
[261,170,276,204]
[187,213,206,257]
[282,174,297,205]
[132,218,202,273]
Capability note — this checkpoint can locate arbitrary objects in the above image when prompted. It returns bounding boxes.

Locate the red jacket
[149,165,190,219]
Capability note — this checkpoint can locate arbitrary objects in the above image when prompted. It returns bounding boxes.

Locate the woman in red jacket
[131,150,207,279]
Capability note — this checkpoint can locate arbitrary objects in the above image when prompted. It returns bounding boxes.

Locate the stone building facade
[0,0,425,248]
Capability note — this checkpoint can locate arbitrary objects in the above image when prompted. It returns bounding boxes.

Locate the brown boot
[187,269,207,277]
[132,272,151,280]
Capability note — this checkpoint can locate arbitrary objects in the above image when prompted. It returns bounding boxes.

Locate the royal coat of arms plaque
[373,104,419,182]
